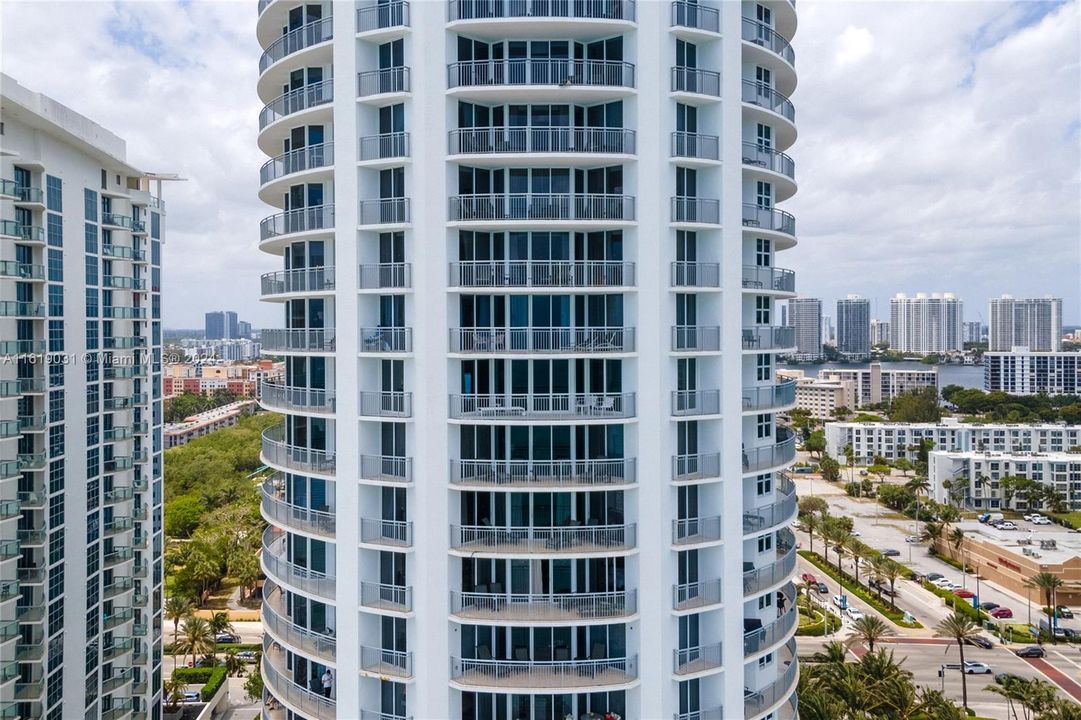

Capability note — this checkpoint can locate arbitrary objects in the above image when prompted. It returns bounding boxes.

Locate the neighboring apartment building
[0,74,164,719]
[818,362,937,409]
[836,295,870,360]
[163,400,258,448]
[962,321,982,344]
[988,295,1062,352]
[787,297,822,361]
[825,420,1081,463]
[253,3,801,719]
[984,349,1081,395]
[889,292,963,354]
[777,369,855,419]
[870,318,890,347]
[929,450,1081,512]
[163,359,284,398]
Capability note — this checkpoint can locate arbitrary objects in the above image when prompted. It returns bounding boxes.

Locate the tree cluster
[941,385,1081,424]
[888,387,943,423]
[164,389,243,423]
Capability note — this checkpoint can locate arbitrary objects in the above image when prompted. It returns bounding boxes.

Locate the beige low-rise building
[164,400,258,448]
[777,369,856,419]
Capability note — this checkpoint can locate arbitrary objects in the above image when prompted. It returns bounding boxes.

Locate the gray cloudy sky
[2,0,1078,329]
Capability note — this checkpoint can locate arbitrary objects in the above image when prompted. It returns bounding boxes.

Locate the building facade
[988,295,1062,352]
[0,75,164,719]
[204,310,240,340]
[826,420,1081,464]
[835,294,870,360]
[889,292,963,354]
[870,318,889,347]
[253,2,801,719]
[962,321,982,345]
[777,370,854,419]
[984,350,1081,395]
[786,297,821,361]
[818,362,937,409]
[929,450,1081,512]
[163,401,258,449]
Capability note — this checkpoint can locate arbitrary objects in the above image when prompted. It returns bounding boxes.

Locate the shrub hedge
[173,666,228,701]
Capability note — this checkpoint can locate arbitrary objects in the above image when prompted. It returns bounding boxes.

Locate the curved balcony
[741,265,795,294]
[742,530,796,597]
[741,325,795,352]
[263,580,336,663]
[744,644,798,719]
[741,204,795,238]
[261,424,336,476]
[741,142,795,183]
[671,67,720,98]
[449,193,635,223]
[744,595,797,658]
[450,326,634,354]
[261,328,336,354]
[261,478,335,538]
[741,80,794,123]
[361,582,413,613]
[360,518,413,548]
[671,261,719,288]
[671,390,720,417]
[451,458,635,489]
[448,0,636,22]
[450,655,637,691]
[356,1,410,34]
[448,59,635,92]
[259,17,333,75]
[260,266,335,299]
[449,392,635,421]
[742,17,795,67]
[448,127,635,158]
[358,67,410,98]
[360,327,412,353]
[260,383,336,414]
[674,642,722,676]
[743,427,796,474]
[260,143,333,188]
[359,391,413,418]
[673,578,722,612]
[671,197,720,225]
[741,379,796,413]
[671,1,719,33]
[672,516,722,547]
[671,131,719,162]
[359,132,410,163]
[360,454,413,484]
[263,643,335,720]
[259,80,333,131]
[450,260,633,290]
[451,523,636,555]
[259,205,334,243]
[260,528,335,601]
[359,262,411,290]
[450,589,636,623]
[671,325,719,353]
[743,474,797,535]
[672,452,720,483]
[359,198,409,225]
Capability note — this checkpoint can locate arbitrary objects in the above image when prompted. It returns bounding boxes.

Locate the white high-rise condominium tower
[889,292,963,354]
[1,75,165,719]
[255,2,800,719]
[836,295,870,360]
[987,295,1062,352]
[787,297,821,361]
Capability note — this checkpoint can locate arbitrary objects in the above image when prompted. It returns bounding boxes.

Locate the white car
[932,578,956,590]
[996,521,1018,530]
[832,594,846,608]
[845,606,864,620]
[1023,514,1037,522]
[905,536,921,543]
[1033,517,1052,525]
[962,661,993,674]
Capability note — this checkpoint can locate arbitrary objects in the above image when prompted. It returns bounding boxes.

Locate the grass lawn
[1051,511,1081,529]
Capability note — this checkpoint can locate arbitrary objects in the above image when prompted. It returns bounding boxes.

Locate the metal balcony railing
[672,325,720,352]
[260,382,336,413]
[742,203,796,236]
[261,479,335,536]
[361,518,413,547]
[671,196,720,224]
[362,645,414,678]
[743,531,796,596]
[743,474,797,535]
[672,66,720,96]
[672,515,722,545]
[741,325,795,351]
[259,79,333,130]
[453,458,635,488]
[262,649,336,720]
[358,67,411,96]
[675,709,724,720]
[451,259,633,289]
[260,142,334,185]
[741,142,795,180]
[263,581,336,661]
[742,379,797,412]
[259,204,334,241]
[261,424,336,475]
[449,126,635,155]
[0,260,44,280]
[744,603,797,657]
[451,655,637,688]
[449,59,635,89]
[671,1,719,32]
[672,452,720,482]
[360,198,409,224]
[449,193,635,222]
[0,221,44,242]
[671,131,719,161]
[448,0,635,21]
[259,17,333,73]
[357,1,410,32]
[671,390,720,416]
[673,578,723,611]
[450,326,634,353]
[742,80,795,122]
[449,392,635,420]
[674,642,722,674]
[742,427,796,473]
[744,646,798,718]
[360,454,413,484]
[261,528,335,600]
[359,132,410,161]
[742,17,795,66]
[450,589,636,621]
[361,582,413,612]
[360,326,412,352]
[261,328,336,353]
[451,523,636,552]
[671,261,720,288]
[741,264,795,293]
[359,391,413,417]
[359,262,411,289]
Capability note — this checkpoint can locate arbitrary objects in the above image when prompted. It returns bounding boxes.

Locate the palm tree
[163,676,187,712]
[804,512,821,556]
[921,520,944,555]
[877,559,905,611]
[810,640,848,664]
[935,612,982,711]
[164,594,194,654]
[987,675,1056,720]
[209,611,236,639]
[821,518,852,578]
[949,527,966,564]
[844,537,869,584]
[175,616,216,668]
[846,615,895,652]
[1025,572,1065,641]
[843,443,856,483]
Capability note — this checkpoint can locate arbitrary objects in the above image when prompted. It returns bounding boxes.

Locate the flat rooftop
[957,520,1081,566]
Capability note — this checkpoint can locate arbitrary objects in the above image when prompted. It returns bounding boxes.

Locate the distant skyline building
[204,309,240,339]
[870,319,890,347]
[238,319,252,338]
[988,295,1062,352]
[821,314,833,345]
[984,349,1081,395]
[788,297,823,361]
[889,292,963,354]
[963,321,983,344]
[836,294,871,360]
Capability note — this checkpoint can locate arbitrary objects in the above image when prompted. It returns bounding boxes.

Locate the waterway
[779,361,985,390]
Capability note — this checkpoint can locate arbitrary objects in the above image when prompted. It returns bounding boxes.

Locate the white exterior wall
[889,292,963,354]
[826,421,1081,463]
[929,450,1081,511]
[984,350,1081,395]
[254,2,800,719]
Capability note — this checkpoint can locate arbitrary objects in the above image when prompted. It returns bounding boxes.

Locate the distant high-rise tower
[836,295,871,360]
[988,295,1062,351]
[962,321,983,344]
[238,320,252,339]
[870,319,891,347]
[889,293,963,354]
[205,310,225,340]
[788,298,823,361]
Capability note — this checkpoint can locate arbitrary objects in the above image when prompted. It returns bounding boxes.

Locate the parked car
[905,535,921,543]
[964,636,994,650]
[814,582,829,594]
[215,632,240,644]
[832,594,847,609]
[1015,646,1046,658]
[801,573,818,585]
[1023,514,1037,522]
[850,531,862,537]
[846,606,864,621]
[881,548,900,557]
[995,672,1022,685]
[932,578,956,590]
[996,521,1018,531]
[990,607,1014,619]
[979,601,1000,611]
[953,588,975,599]
[925,572,944,582]
[1056,606,1074,619]
[182,690,201,703]
[1033,516,1052,525]
[963,661,993,674]
[979,512,1004,524]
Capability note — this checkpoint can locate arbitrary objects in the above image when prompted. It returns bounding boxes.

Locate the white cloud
[835,25,874,67]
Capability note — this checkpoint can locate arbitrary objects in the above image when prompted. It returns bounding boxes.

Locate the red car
[990,607,1014,619]
[801,573,817,585]
[953,589,975,599]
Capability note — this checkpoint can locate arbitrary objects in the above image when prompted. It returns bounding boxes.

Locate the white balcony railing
[449,127,635,155]
[452,458,635,488]
[450,260,633,289]
[449,193,635,222]
[449,392,635,420]
[450,327,633,353]
[450,589,636,621]
[451,655,637,688]
[673,578,723,611]
[671,389,720,416]
[448,59,635,89]
[451,523,636,553]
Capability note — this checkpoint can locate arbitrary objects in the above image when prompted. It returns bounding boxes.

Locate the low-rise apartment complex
[777,369,856,419]
[164,359,283,398]
[929,450,1081,513]
[819,362,937,408]
[826,420,1081,462]
[163,400,258,448]
[984,349,1081,395]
